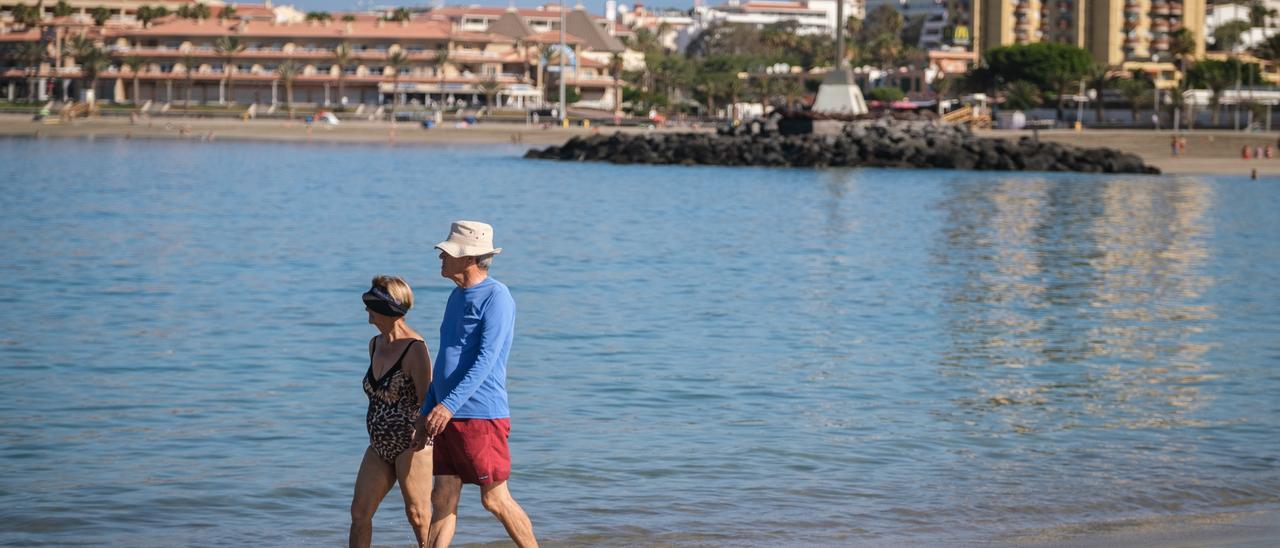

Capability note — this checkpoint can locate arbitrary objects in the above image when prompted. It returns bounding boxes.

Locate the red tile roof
[118,18,515,42]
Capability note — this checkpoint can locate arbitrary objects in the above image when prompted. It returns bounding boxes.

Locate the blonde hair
[371,275,414,313]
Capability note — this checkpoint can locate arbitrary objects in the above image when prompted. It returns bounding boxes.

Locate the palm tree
[695,70,725,118]
[332,42,353,108]
[62,35,98,100]
[1113,75,1151,123]
[433,47,450,106]
[609,51,625,116]
[90,6,112,26]
[1253,33,1280,63]
[477,77,500,109]
[276,60,300,116]
[182,53,198,107]
[1250,1,1277,28]
[11,3,42,29]
[1188,61,1234,125]
[1082,64,1114,123]
[214,35,244,105]
[1003,80,1042,112]
[778,77,804,111]
[387,7,411,22]
[535,44,555,104]
[1212,20,1251,52]
[15,41,47,101]
[385,50,410,115]
[68,45,110,104]
[124,56,146,104]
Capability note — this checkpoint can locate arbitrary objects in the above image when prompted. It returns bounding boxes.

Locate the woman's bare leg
[350,447,396,548]
[395,447,434,546]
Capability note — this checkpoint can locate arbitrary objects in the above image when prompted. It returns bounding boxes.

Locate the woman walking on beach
[351,276,434,548]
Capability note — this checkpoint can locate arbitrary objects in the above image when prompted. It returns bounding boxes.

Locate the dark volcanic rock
[525,119,1161,175]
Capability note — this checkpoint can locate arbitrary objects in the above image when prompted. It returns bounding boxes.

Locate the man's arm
[424,292,514,435]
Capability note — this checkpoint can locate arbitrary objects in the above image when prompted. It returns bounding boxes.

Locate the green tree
[124,56,146,104]
[214,35,245,104]
[90,6,111,26]
[433,47,450,106]
[305,11,333,22]
[276,60,300,115]
[1113,74,1152,122]
[973,42,1092,120]
[386,7,411,22]
[53,0,73,17]
[1187,58,1261,124]
[385,50,409,115]
[1003,80,1042,111]
[609,51,625,116]
[1250,1,1277,27]
[218,5,237,21]
[11,3,42,28]
[182,53,198,106]
[342,14,356,22]
[78,46,111,103]
[1083,64,1114,123]
[15,41,47,101]
[866,86,905,103]
[1252,33,1280,62]
[1212,19,1251,52]
[332,42,353,107]
[477,76,500,109]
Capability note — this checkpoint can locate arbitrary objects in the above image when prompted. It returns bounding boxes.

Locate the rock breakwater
[524,121,1160,174]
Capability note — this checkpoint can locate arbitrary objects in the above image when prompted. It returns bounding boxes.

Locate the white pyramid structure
[812,66,868,115]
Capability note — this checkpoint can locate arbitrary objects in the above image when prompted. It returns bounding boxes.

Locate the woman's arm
[404,340,433,404]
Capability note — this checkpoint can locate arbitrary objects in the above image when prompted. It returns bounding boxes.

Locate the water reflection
[933,176,1217,433]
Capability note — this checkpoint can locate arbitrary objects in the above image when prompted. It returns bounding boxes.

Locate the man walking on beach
[412,220,537,548]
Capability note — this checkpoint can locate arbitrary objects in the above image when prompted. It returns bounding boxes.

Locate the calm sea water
[1,137,1278,546]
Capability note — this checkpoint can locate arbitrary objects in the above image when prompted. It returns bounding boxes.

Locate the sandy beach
[1004,507,1280,547]
[2,113,1278,176]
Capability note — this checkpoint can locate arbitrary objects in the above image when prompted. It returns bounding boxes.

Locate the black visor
[362,284,407,317]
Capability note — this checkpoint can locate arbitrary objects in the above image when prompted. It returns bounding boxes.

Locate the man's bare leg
[480,481,537,548]
[428,475,462,548]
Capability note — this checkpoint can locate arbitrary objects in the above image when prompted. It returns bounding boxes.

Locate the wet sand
[1003,507,1280,547]
[3,114,1278,176]
[0,113,685,147]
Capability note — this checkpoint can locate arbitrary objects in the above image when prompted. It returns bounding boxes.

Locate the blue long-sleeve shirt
[423,276,514,419]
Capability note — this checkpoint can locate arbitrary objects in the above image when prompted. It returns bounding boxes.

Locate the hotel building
[1,2,631,109]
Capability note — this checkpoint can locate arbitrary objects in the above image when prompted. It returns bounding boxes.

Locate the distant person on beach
[411,221,537,547]
[350,276,434,548]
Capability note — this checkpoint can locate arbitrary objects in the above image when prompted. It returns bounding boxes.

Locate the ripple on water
[1,141,1279,544]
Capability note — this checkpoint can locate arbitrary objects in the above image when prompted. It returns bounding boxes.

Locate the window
[344,65,358,75]
[317,64,333,72]
[159,63,173,72]
[238,64,253,72]
[399,67,411,75]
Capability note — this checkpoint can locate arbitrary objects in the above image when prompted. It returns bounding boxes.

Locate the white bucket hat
[435,220,503,258]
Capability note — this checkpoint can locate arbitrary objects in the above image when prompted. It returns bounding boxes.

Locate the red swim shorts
[433,418,511,485]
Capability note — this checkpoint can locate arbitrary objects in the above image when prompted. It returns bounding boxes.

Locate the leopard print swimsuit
[363,337,427,463]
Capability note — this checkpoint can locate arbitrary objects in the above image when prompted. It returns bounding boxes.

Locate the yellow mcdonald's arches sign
[954,25,971,43]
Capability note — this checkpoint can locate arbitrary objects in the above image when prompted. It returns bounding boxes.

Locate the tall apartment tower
[973,0,1206,65]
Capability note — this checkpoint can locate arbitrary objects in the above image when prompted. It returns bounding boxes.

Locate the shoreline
[3,114,1278,176]
[999,506,1280,547]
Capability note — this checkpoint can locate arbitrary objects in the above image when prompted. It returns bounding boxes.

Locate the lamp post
[558,0,566,127]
